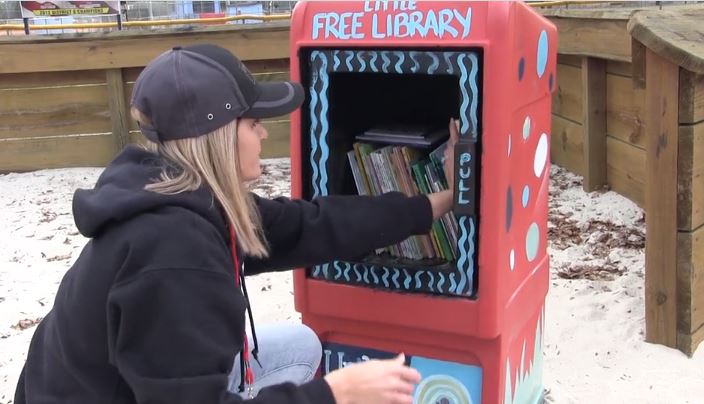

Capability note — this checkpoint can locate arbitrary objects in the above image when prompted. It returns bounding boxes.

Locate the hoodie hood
[73,146,226,238]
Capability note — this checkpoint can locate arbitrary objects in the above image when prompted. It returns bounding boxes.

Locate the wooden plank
[550,115,583,175]
[582,57,607,191]
[0,69,105,89]
[245,58,291,74]
[0,135,115,172]
[677,122,704,231]
[677,325,704,357]
[628,8,704,75]
[0,85,111,139]
[262,119,291,159]
[106,69,129,151]
[606,136,646,207]
[547,18,631,62]
[606,73,646,148]
[557,54,582,68]
[606,60,632,77]
[677,228,704,333]
[251,71,290,83]
[644,49,680,348]
[0,24,290,74]
[679,70,704,125]
[552,63,582,124]
[123,82,138,131]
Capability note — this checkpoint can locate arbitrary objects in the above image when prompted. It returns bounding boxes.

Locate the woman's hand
[443,118,460,189]
[324,353,422,404]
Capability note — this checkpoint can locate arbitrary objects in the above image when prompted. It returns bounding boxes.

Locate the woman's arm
[244,191,439,274]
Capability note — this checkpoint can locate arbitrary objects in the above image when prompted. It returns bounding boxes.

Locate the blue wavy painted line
[370,52,379,72]
[465,217,476,295]
[414,271,423,289]
[428,53,439,74]
[356,52,366,72]
[345,50,354,71]
[403,269,411,289]
[456,215,469,293]
[362,266,369,284]
[342,262,351,282]
[449,273,457,293]
[354,265,362,282]
[444,52,454,74]
[371,266,378,284]
[334,261,343,280]
[428,271,435,291]
[392,269,400,289]
[318,54,330,196]
[437,272,445,292]
[382,52,390,73]
[394,51,404,74]
[458,53,471,136]
[382,267,390,288]
[322,263,329,278]
[410,51,419,72]
[312,265,321,277]
[468,53,480,140]
[308,53,320,198]
[333,50,340,71]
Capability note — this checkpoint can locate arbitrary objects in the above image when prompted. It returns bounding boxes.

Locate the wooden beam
[550,115,583,175]
[0,134,115,172]
[106,68,129,152]
[677,226,704,356]
[553,63,583,124]
[0,83,111,140]
[679,70,704,125]
[606,136,646,208]
[606,73,645,148]
[545,17,631,62]
[582,57,607,191]
[644,48,680,348]
[677,121,704,231]
[0,24,290,74]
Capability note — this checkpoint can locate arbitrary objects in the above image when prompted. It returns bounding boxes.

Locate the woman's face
[236,117,268,181]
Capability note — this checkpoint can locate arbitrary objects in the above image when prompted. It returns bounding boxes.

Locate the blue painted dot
[526,223,540,262]
[506,187,513,232]
[522,186,530,207]
[537,30,548,78]
[549,72,554,91]
[518,57,525,81]
[523,116,531,140]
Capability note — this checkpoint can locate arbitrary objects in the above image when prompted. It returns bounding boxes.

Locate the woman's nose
[261,127,269,140]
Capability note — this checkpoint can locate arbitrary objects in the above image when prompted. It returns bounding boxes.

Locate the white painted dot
[523,117,531,140]
[534,133,549,177]
[508,134,512,156]
[510,249,515,271]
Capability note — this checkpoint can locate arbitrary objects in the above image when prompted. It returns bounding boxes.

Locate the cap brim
[243,81,304,119]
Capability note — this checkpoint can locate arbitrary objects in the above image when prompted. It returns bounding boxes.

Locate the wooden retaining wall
[0,23,291,172]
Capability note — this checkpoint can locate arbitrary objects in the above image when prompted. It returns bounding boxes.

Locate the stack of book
[347,125,459,261]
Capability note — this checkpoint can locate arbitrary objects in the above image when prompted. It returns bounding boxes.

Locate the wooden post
[581,57,607,192]
[106,68,130,152]
[644,48,679,348]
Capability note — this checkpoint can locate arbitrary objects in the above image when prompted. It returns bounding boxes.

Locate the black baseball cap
[131,44,304,143]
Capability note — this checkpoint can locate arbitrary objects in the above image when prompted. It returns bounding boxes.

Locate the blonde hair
[131,107,269,258]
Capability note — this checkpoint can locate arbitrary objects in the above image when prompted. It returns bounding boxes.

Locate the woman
[15,44,457,404]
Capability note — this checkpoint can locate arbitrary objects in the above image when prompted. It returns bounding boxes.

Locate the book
[355,124,449,148]
[347,133,457,261]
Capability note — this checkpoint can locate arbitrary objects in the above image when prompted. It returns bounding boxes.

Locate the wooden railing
[0,23,291,171]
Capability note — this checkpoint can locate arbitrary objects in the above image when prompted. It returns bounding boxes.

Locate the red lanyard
[228,226,255,389]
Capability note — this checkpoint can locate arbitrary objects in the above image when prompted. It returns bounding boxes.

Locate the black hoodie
[14,146,433,404]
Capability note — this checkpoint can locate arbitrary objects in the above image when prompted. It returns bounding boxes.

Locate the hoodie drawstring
[228,225,260,397]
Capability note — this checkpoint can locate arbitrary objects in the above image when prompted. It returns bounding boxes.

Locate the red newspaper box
[290,2,557,403]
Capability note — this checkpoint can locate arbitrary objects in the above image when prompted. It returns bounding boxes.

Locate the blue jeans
[227,323,322,397]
